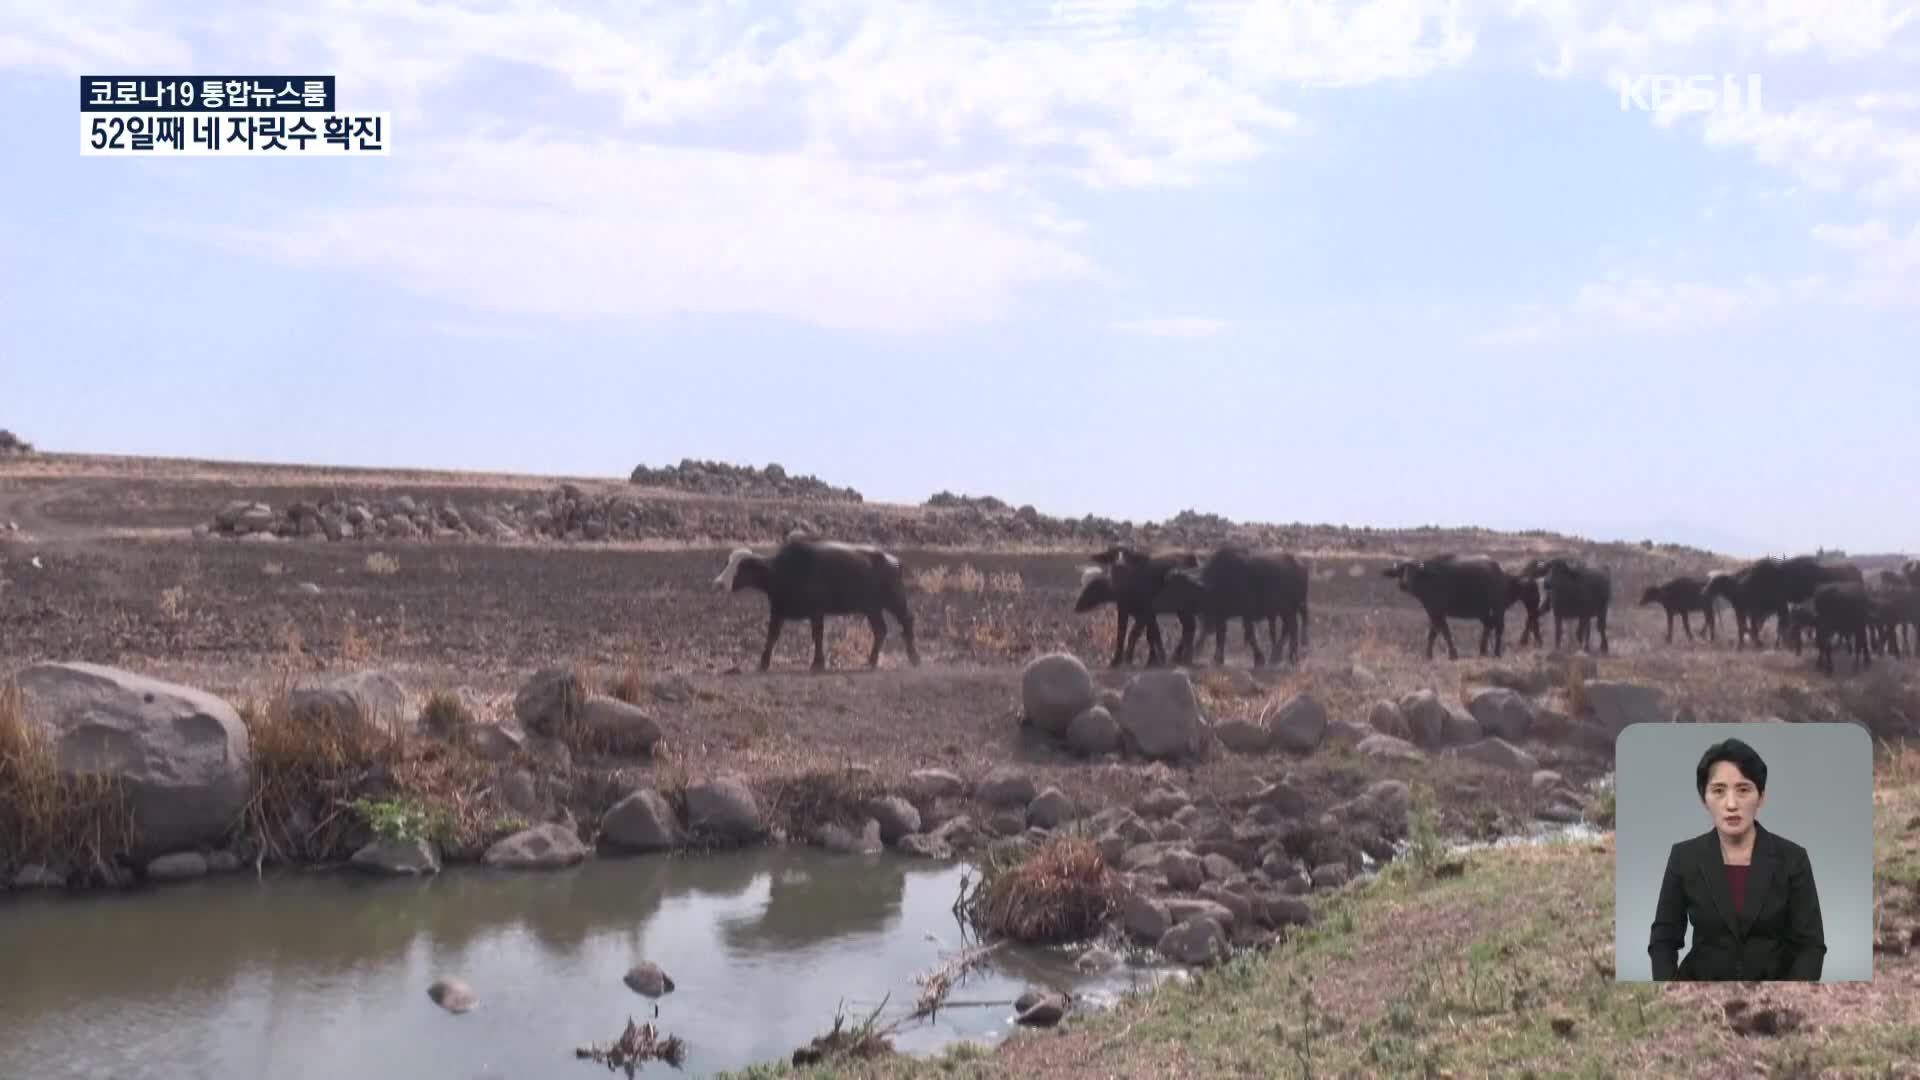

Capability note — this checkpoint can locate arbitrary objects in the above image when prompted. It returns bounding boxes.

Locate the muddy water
[0,850,1166,1080]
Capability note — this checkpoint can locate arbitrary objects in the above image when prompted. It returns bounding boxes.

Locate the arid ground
[5,451,1920,1076]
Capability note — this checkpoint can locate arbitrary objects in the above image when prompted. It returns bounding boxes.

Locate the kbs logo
[1617,74,1764,115]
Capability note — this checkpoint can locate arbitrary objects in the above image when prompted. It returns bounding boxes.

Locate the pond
[0,849,1172,1080]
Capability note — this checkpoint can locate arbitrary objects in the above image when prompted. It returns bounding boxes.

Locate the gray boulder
[1066,706,1121,756]
[483,824,590,869]
[685,775,764,840]
[1118,671,1207,762]
[1214,719,1272,755]
[600,789,684,852]
[145,851,210,882]
[351,837,441,875]
[1583,682,1668,733]
[1468,687,1534,742]
[1158,917,1229,966]
[1022,653,1095,737]
[1267,694,1329,754]
[287,669,411,737]
[14,662,252,859]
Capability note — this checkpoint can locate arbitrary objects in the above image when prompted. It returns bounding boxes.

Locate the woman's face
[1703,760,1764,840]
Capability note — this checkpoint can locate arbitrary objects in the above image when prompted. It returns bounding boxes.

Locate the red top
[1726,864,1751,915]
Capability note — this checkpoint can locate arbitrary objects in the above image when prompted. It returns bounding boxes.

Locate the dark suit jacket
[1648,820,1826,981]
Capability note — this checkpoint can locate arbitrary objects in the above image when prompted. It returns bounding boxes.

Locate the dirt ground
[3,454,1916,843]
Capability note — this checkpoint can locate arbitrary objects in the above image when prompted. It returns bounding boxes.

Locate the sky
[2,1,1918,558]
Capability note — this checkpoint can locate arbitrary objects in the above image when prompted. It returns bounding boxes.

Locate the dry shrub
[988,570,1024,594]
[340,616,376,664]
[364,551,399,576]
[1566,660,1590,718]
[157,585,186,621]
[607,657,646,705]
[952,563,986,593]
[0,679,134,875]
[914,565,950,594]
[789,1002,896,1069]
[965,835,1120,944]
[243,685,499,863]
[419,690,474,742]
[243,683,400,862]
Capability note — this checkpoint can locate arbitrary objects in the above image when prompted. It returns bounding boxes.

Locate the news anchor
[1649,738,1826,981]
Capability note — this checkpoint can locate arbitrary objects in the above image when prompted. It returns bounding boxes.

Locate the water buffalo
[714,538,920,672]
[1742,555,1864,652]
[1154,546,1310,667]
[1523,557,1612,654]
[1705,569,1773,650]
[1382,554,1511,660]
[1508,574,1550,647]
[1787,581,1872,674]
[1074,547,1201,668]
[1640,575,1716,643]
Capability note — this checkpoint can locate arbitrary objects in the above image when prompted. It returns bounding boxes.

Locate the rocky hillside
[627,459,863,502]
[194,480,1725,578]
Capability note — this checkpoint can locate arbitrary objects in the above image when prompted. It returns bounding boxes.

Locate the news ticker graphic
[80,76,388,156]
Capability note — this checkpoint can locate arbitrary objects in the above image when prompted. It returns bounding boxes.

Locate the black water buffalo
[1074,546,1201,668]
[1867,584,1919,657]
[1741,555,1864,652]
[1640,575,1716,643]
[1508,574,1550,647]
[1787,581,1872,674]
[1153,546,1310,667]
[1523,557,1612,654]
[1705,569,1772,649]
[714,538,920,672]
[1382,554,1511,660]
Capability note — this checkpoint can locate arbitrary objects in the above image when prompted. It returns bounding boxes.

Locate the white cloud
[1111,316,1234,337]
[1811,219,1920,304]
[168,136,1102,334]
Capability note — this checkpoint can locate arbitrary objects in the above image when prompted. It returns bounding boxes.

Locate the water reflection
[0,849,1151,1080]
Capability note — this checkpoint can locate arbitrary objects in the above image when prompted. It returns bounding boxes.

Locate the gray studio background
[1614,722,1874,982]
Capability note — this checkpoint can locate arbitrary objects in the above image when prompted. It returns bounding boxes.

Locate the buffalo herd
[716,536,1920,678]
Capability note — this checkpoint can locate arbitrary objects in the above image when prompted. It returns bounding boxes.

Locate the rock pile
[195,481,1663,556]
[628,459,863,502]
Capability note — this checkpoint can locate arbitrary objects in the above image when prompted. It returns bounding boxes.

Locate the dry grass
[0,678,134,876]
[157,584,186,621]
[364,551,399,576]
[607,656,646,705]
[238,683,502,864]
[914,563,1022,595]
[962,835,1121,944]
[418,689,474,743]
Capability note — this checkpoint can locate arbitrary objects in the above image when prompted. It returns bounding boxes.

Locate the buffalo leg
[1110,610,1131,668]
[891,602,920,666]
[1666,611,1675,643]
[865,611,887,668]
[1144,615,1167,667]
[1283,611,1300,663]
[760,615,786,672]
[1243,617,1264,668]
[809,614,827,671]
[1681,611,1693,641]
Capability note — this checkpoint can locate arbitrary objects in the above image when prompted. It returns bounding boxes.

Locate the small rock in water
[1014,989,1070,1028]
[1074,945,1122,973]
[428,976,477,1014]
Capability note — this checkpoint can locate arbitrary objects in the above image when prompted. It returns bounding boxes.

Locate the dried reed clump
[607,658,646,706]
[364,551,399,576]
[0,679,134,875]
[242,683,403,863]
[964,835,1121,944]
[243,685,498,863]
[418,690,475,743]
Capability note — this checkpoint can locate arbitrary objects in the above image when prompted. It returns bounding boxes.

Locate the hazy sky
[3,1,1917,557]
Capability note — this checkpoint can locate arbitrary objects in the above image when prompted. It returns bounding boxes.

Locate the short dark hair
[1696,738,1768,800]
